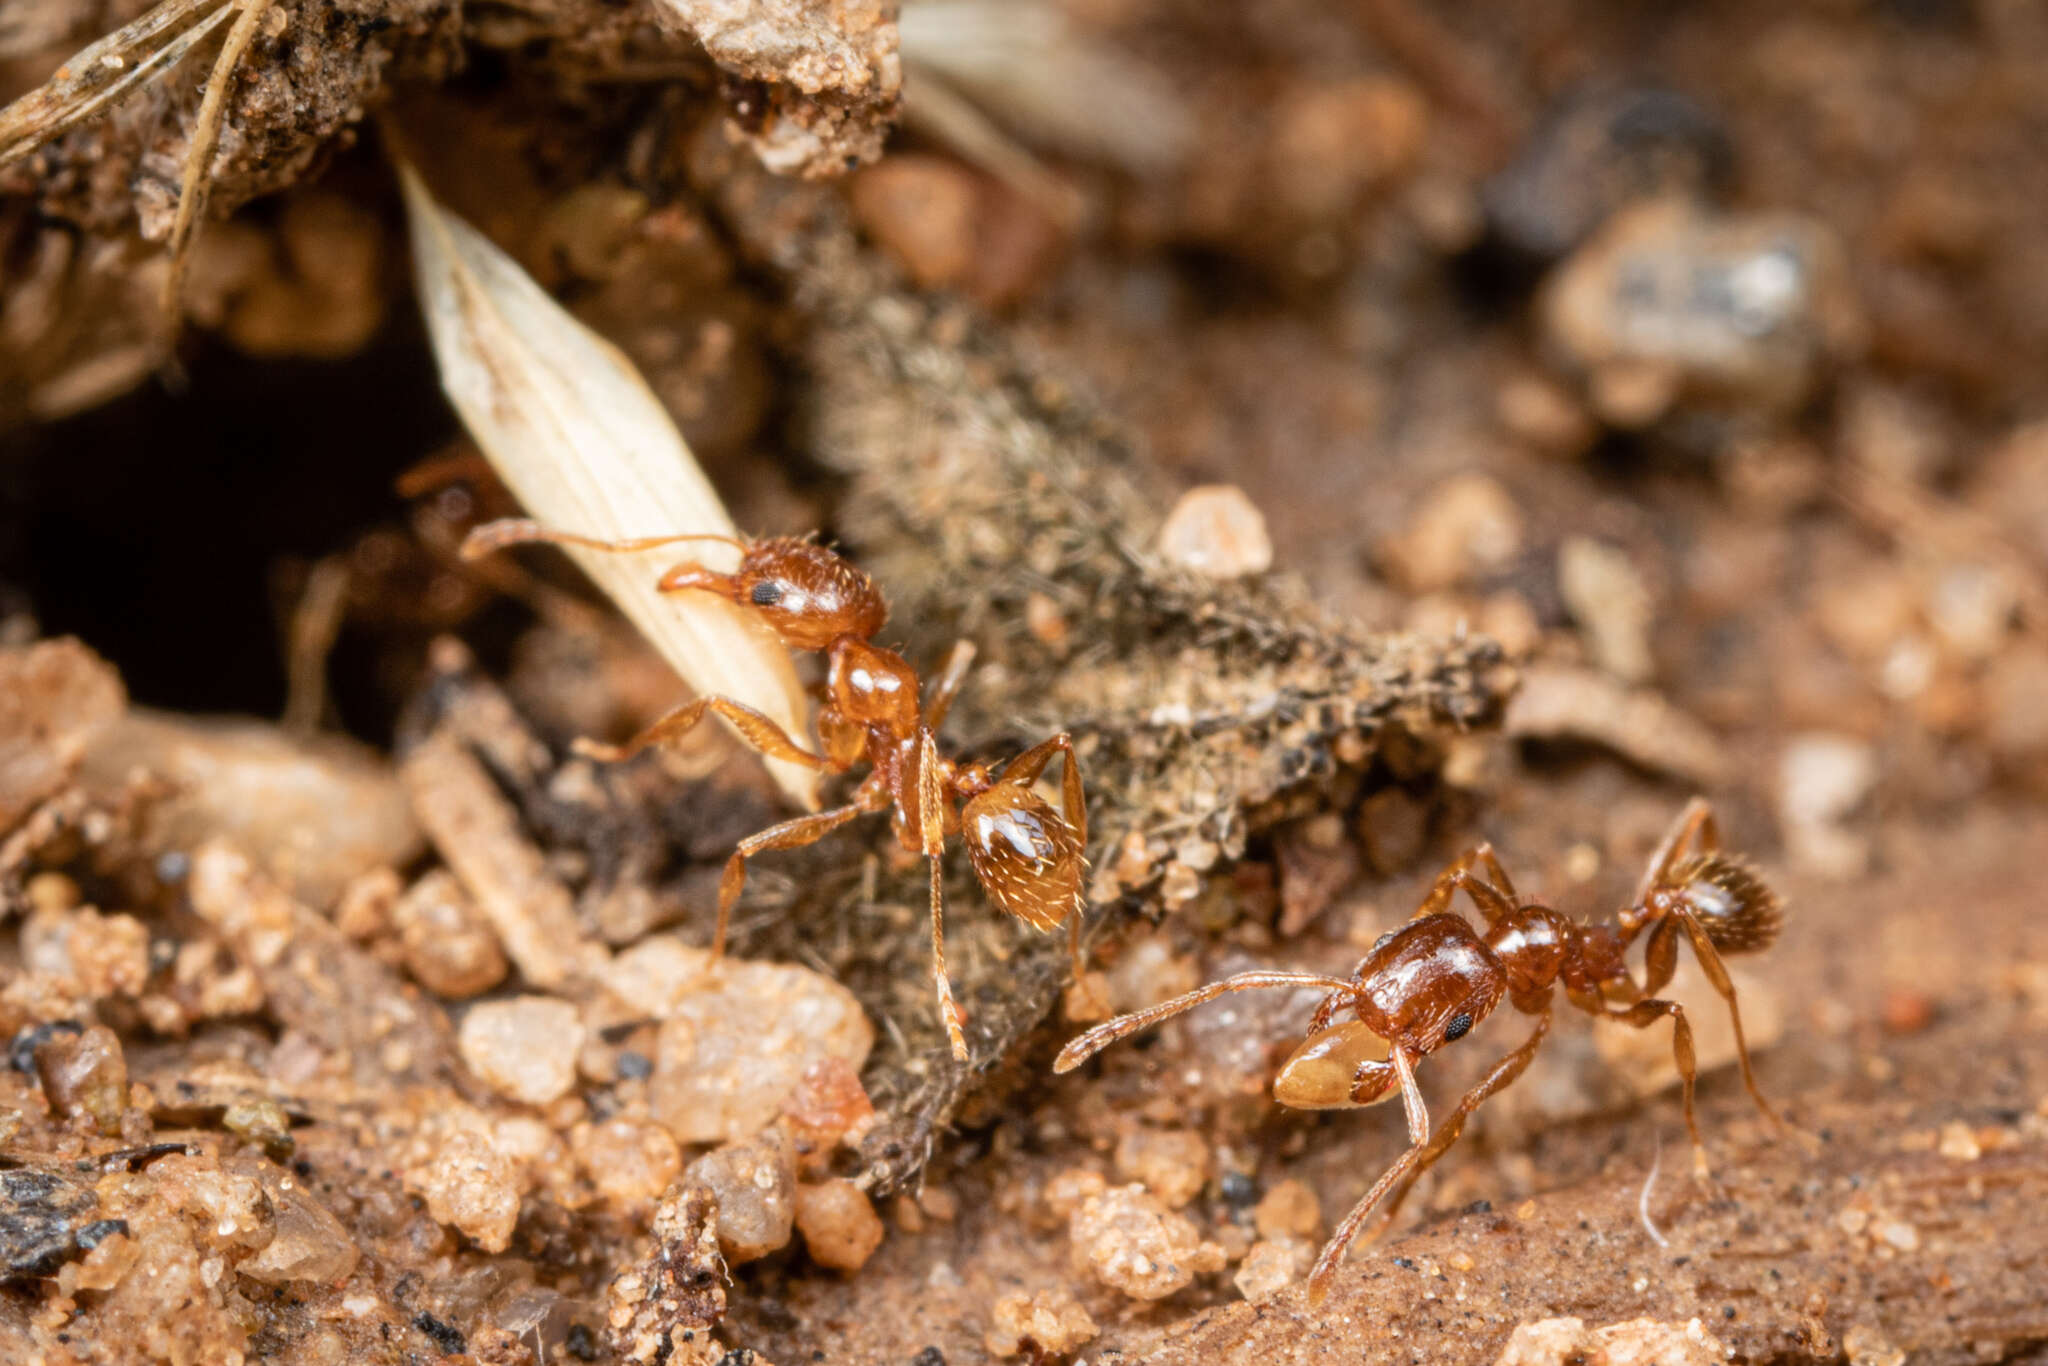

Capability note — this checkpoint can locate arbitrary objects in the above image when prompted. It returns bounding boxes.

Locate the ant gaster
[462,519,1087,1061]
[1054,798,1789,1303]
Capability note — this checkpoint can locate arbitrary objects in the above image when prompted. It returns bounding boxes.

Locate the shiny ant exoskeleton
[461,519,1087,1061]
[1054,798,1788,1303]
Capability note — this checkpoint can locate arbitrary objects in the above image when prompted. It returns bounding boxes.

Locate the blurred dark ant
[462,518,1087,1061]
[1055,798,1789,1303]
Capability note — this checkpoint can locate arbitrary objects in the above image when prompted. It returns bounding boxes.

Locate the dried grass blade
[0,0,231,170]
[397,160,820,809]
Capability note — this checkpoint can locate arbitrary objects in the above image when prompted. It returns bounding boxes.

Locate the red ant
[461,519,1088,1061]
[1054,798,1789,1303]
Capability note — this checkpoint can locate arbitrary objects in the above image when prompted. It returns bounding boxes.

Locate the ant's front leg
[1354,1009,1554,1252]
[1305,1046,1431,1306]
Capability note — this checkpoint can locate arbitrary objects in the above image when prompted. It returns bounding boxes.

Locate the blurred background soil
[3,1,2047,1363]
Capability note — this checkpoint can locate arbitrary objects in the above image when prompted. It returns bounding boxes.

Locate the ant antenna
[459,518,748,561]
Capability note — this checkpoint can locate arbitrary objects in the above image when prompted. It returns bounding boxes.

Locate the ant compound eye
[1443,1013,1474,1042]
[750,580,786,607]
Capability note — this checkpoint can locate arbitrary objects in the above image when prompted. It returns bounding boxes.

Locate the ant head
[1661,853,1784,954]
[735,539,888,651]
[1273,1019,1397,1110]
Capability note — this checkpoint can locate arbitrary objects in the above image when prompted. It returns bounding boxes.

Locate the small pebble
[686,1131,797,1263]
[1879,988,1934,1035]
[1558,537,1656,684]
[1777,732,1878,880]
[411,1129,520,1253]
[1114,1128,1211,1209]
[794,1179,885,1272]
[1381,474,1524,593]
[1232,1236,1314,1300]
[1253,1179,1323,1240]
[847,155,980,291]
[460,996,586,1106]
[1156,485,1275,579]
[575,1119,682,1212]
[33,1022,128,1134]
[608,938,873,1146]
[395,870,508,999]
[240,1183,362,1285]
[1065,1182,1225,1300]
[1937,1121,1981,1163]
[984,1288,1098,1359]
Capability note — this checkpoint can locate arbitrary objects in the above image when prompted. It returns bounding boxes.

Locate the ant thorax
[827,638,921,735]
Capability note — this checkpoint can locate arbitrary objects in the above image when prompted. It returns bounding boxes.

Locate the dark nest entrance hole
[1,315,459,744]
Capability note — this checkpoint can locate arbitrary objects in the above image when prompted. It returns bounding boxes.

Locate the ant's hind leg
[1670,910,1803,1141]
[998,733,1085,840]
[716,803,867,956]
[1635,797,1722,903]
[574,696,834,768]
[1604,997,1711,1181]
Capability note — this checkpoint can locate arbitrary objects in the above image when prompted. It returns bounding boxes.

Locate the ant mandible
[461,519,1087,1062]
[1054,798,1789,1304]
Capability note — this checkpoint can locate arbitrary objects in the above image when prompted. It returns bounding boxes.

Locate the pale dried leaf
[398,162,819,808]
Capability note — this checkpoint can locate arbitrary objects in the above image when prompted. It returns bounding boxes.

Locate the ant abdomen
[962,788,1084,932]
[1672,853,1783,953]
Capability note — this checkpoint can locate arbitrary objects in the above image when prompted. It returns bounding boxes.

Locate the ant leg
[907,731,972,1062]
[1415,845,1518,925]
[395,451,500,499]
[1415,846,1481,917]
[998,733,1084,837]
[1602,997,1710,1180]
[1634,797,1721,904]
[1358,1009,1555,1251]
[715,803,867,956]
[1668,909,1794,1137]
[991,730,1090,971]
[574,696,834,768]
[461,518,744,563]
[924,640,978,733]
[928,859,969,1061]
[1055,972,1364,1073]
[1305,1048,1430,1306]
[1640,917,1682,996]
